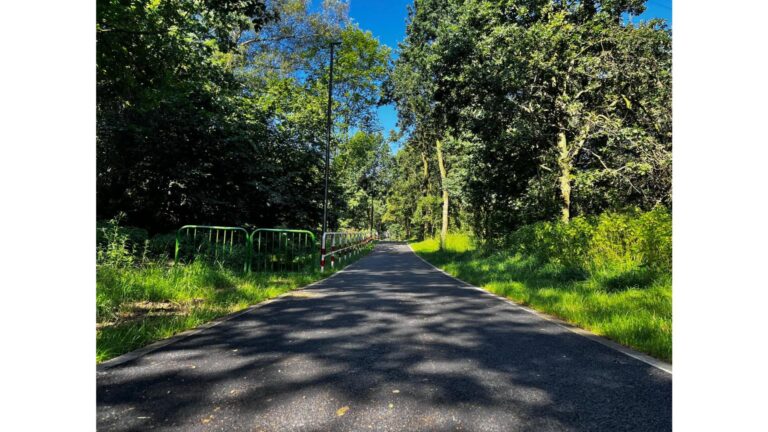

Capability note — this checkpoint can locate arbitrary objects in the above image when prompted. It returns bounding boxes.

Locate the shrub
[97,216,149,252]
[504,207,671,276]
[589,211,642,272]
[636,207,672,273]
[97,215,179,266]
[97,214,136,267]
[444,232,475,253]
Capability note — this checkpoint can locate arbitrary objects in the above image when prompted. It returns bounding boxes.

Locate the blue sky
[341,0,672,152]
[346,0,411,151]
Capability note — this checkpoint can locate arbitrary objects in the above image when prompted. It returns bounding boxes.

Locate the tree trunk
[421,151,431,238]
[557,131,571,223]
[405,219,411,239]
[435,139,449,249]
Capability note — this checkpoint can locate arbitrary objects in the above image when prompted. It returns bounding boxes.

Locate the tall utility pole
[322,41,340,240]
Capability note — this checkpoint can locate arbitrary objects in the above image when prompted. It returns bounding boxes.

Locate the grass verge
[97,244,374,363]
[411,234,671,362]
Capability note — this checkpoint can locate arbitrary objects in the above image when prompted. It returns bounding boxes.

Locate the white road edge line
[97,248,375,372]
[407,244,672,375]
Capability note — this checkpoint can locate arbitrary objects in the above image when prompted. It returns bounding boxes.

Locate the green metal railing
[173,225,323,273]
[174,225,251,272]
[250,228,317,273]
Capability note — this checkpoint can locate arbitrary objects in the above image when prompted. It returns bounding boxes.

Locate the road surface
[97,242,671,431]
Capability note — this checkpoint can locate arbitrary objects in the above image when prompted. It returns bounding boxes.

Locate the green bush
[636,207,672,273]
[411,208,673,361]
[97,215,180,265]
[506,207,671,275]
[97,216,149,251]
[589,211,641,272]
[505,217,593,269]
[414,232,475,254]
[97,214,137,267]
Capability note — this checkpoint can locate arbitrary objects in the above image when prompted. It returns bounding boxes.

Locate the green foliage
[635,206,673,273]
[97,239,375,363]
[390,0,672,240]
[334,131,393,230]
[98,0,392,233]
[414,232,475,254]
[507,206,672,274]
[411,208,672,361]
[97,261,312,361]
[97,214,137,267]
[97,215,183,265]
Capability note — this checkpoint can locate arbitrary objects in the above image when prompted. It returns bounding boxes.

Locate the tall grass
[96,217,373,363]
[411,207,672,362]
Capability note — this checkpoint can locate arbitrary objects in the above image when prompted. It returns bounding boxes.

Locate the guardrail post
[317,231,375,271]
[330,233,336,268]
[321,232,327,272]
[174,229,182,265]
[245,232,252,273]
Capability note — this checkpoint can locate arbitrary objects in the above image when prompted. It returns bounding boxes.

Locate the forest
[97,0,671,361]
[98,0,392,234]
[385,0,670,245]
[97,0,672,240]
[98,0,670,243]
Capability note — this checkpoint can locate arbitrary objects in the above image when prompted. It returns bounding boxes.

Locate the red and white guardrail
[320,231,377,271]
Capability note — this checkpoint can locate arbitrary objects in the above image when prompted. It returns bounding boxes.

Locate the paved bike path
[97,242,671,431]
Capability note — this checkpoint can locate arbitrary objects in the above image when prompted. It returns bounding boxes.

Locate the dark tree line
[97,0,390,233]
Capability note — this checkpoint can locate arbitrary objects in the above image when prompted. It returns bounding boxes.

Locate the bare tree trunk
[436,139,449,249]
[557,132,571,223]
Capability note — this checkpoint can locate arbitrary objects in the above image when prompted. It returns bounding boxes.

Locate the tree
[334,131,392,230]
[383,143,439,240]
[97,0,275,230]
[500,5,671,222]
[97,0,393,233]
[241,0,391,230]
[390,0,458,247]
[409,0,671,232]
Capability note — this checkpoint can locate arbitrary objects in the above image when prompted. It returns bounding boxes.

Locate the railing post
[245,231,252,273]
[330,233,336,268]
[321,232,327,272]
[174,228,183,265]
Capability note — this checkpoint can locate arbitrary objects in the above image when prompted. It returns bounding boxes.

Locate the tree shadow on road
[97,243,671,432]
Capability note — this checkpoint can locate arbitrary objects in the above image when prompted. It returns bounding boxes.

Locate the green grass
[96,245,373,363]
[411,233,671,362]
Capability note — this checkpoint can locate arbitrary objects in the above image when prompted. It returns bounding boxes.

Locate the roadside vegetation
[96,218,372,363]
[96,1,673,363]
[411,207,672,362]
[96,0,388,364]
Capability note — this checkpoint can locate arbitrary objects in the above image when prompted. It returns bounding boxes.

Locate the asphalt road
[97,242,672,432]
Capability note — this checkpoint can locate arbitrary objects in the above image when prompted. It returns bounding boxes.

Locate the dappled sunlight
[99,243,670,432]
[97,245,375,363]
[412,238,672,361]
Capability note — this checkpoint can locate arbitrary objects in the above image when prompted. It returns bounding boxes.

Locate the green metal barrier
[174,225,251,272]
[250,228,317,273]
